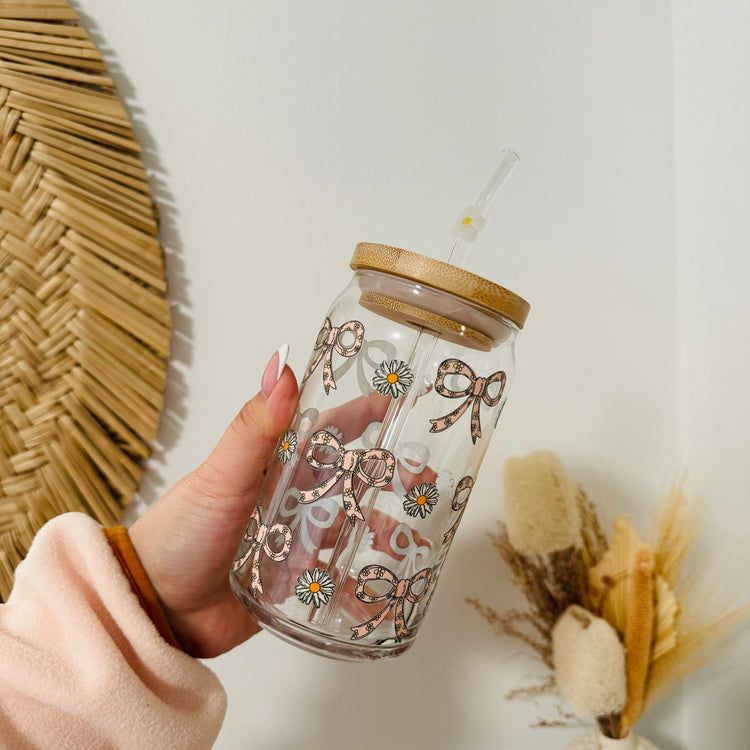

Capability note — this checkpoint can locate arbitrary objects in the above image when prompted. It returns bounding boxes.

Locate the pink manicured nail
[261,344,290,396]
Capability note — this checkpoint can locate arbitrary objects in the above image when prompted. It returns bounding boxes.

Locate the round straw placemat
[0,1,170,600]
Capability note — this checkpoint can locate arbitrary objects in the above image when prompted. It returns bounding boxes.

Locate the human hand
[129,347,394,658]
[130,346,299,658]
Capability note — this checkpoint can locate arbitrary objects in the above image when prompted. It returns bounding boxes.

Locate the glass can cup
[230,242,530,660]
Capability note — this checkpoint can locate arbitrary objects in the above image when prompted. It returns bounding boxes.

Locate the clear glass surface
[230,269,518,660]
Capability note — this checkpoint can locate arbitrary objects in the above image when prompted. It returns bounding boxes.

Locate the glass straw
[314,148,520,627]
[446,148,519,269]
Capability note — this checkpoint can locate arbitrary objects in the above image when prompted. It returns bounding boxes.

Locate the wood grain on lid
[350,242,530,329]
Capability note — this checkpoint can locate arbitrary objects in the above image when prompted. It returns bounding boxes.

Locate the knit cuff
[102,526,183,651]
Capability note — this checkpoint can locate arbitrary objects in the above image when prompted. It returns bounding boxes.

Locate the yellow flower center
[416,495,427,506]
[309,581,321,593]
[386,372,399,384]
[462,216,473,226]
[283,441,289,451]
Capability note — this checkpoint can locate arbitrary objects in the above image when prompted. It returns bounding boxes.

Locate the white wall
[70,0,747,747]
[673,1,750,747]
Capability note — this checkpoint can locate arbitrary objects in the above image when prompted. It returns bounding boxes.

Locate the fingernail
[261,344,290,397]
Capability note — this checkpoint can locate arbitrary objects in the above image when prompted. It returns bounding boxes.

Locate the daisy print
[451,205,485,243]
[318,424,343,459]
[435,469,454,503]
[403,482,439,519]
[372,359,414,398]
[295,568,335,608]
[278,430,297,464]
[322,425,343,442]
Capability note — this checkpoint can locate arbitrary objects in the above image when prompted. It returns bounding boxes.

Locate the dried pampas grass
[552,605,627,719]
[467,528,584,668]
[652,477,699,591]
[620,544,655,735]
[645,600,749,711]
[503,450,582,556]
[467,451,606,669]
[644,481,749,710]
[470,451,750,739]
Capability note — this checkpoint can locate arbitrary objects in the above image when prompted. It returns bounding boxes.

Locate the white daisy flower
[278,430,297,464]
[372,360,414,398]
[451,205,486,243]
[295,568,336,608]
[322,425,343,442]
[403,482,440,519]
[435,470,454,502]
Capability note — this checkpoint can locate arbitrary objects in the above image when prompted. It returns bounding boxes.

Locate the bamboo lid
[350,242,530,330]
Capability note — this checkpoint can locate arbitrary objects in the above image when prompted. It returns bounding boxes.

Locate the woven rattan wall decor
[0,1,171,600]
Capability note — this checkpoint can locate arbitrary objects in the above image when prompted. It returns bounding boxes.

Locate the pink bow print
[350,565,433,641]
[232,506,293,597]
[299,430,395,526]
[303,317,365,394]
[429,359,506,444]
[442,475,474,545]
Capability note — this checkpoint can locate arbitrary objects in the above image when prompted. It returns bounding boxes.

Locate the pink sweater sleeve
[0,513,227,749]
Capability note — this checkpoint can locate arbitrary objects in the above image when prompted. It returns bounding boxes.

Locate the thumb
[189,345,299,501]
[129,345,299,610]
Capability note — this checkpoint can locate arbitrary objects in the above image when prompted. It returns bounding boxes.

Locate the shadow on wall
[71,2,193,515]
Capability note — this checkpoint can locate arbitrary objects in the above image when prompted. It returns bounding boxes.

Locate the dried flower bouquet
[468,450,749,740]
